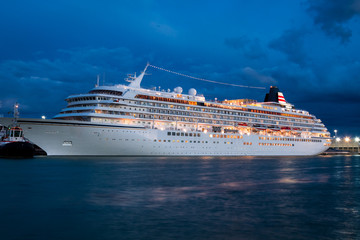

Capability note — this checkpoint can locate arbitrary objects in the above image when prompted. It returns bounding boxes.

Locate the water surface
[0,155,359,240]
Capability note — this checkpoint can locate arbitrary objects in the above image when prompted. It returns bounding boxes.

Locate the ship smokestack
[264,86,280,102]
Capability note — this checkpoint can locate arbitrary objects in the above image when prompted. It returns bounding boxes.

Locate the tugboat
[0,104,34,158]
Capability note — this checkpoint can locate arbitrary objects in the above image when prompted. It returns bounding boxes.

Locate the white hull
[2,118,329,156]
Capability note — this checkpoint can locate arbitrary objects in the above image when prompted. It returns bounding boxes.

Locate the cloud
[224,36,267,60]
[241,67,276,84]
[306,0,360,43]
[150,22,178,37]
[0,47,142,117]
[262,60,360,106]
[268,28,308,67]
[314,60,360,103]
[258,61,360,132]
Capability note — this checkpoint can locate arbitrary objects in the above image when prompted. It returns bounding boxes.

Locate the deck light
[336,137,341,142]
[355,137,359,142]
[345,137,350,142]
[41,116,46,119]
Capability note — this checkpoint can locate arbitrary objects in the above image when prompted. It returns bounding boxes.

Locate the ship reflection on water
[0,155,359,240]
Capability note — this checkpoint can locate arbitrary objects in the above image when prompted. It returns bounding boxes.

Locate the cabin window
[14,130,23,138]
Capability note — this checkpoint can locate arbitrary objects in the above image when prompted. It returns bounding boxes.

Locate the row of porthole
[259,136,322,143]
[167,132,201,137]
[155,139,207,144]
[154,139,256,146]
[259,143,294,147]
[210,134,243,139]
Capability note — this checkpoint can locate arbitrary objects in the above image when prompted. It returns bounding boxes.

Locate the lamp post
[334,129,337,138]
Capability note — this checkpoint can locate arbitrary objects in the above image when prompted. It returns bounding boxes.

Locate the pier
[324,137,360,155]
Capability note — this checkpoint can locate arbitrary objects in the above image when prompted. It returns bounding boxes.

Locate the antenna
[96,75,100,87]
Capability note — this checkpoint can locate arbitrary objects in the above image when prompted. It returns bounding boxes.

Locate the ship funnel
[264,86,290,107]
[264,86,280,102]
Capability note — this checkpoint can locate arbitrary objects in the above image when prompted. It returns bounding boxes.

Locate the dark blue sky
[1,0,360,136]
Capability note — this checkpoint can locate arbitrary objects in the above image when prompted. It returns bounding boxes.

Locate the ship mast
[128,63,149,88]
[12,103,19,126]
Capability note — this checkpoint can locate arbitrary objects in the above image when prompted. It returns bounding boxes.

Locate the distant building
[330,138,360,153]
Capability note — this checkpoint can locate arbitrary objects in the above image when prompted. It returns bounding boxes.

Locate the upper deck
[53,64,329,137]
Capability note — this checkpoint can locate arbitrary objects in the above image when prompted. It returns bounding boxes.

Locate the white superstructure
[2,64,331,156]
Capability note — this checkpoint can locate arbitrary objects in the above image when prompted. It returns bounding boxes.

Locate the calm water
[0,155,360,240]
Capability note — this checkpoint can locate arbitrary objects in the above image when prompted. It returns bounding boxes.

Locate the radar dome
[188,88,197,96]
[174,86,183,94]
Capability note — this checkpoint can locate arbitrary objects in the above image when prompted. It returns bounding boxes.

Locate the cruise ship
[1,64,331,156]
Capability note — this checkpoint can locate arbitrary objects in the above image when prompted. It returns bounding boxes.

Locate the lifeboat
[280,126,291,131]
[268,125,281,131]
[238,122,248,126]
[253,124,267,131]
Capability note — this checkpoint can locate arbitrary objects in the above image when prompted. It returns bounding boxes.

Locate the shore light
[344,137,350,142]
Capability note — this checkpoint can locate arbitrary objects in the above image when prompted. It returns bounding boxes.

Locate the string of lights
[148,64,266,90]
